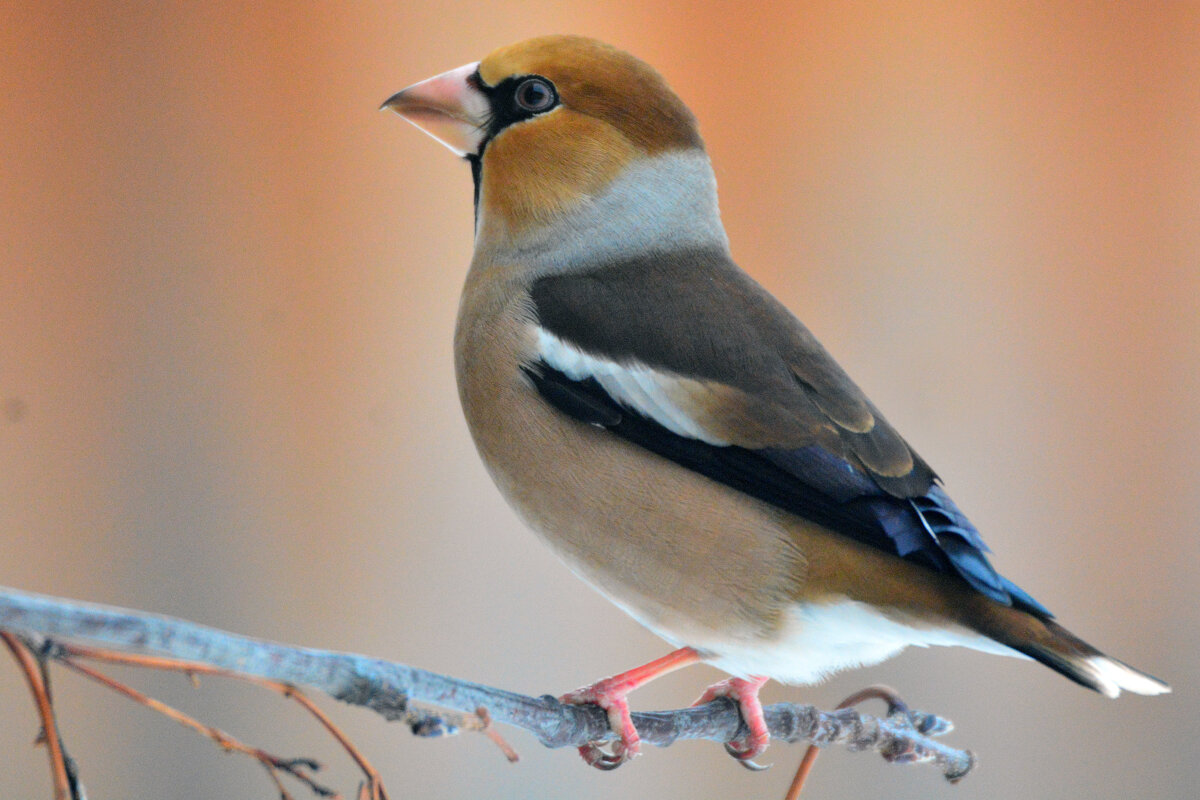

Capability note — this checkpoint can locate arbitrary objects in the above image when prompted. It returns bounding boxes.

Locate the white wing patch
[535,326,729,444]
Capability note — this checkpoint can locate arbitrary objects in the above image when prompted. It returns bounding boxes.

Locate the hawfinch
[383,35,1168,768]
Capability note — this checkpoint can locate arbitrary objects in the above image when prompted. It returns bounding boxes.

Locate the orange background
[2,3,1196,799]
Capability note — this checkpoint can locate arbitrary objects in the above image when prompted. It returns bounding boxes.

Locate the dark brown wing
[527,245,1049,614]
[531,245,933,496]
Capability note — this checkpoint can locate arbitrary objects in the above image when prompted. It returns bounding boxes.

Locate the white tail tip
[1085,656,1171,698]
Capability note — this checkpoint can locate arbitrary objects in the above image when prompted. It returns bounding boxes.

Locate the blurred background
[2,2,1196,798]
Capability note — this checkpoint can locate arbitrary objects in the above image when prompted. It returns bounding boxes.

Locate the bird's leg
[559,646,701,769]
[692,675,771,767]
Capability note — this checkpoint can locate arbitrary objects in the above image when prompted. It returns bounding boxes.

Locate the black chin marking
[467,153,482,226]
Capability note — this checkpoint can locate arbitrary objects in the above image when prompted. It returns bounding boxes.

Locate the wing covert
[530,245,933,494]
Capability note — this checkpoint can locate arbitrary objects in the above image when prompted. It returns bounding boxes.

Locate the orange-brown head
[384,36,709,236]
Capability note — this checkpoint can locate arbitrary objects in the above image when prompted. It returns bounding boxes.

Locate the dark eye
[514,77,556,112]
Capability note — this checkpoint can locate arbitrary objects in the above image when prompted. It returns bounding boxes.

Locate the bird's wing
[523,246,1049,616]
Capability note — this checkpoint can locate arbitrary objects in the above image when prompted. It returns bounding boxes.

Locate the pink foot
[693,675,771,766]
[559,679,641,769]
[559,647,702,770]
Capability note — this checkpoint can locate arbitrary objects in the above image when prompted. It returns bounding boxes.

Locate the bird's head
[384,36,720,251]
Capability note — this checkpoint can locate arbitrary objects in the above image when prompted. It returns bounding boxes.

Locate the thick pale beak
[381,61,490,157]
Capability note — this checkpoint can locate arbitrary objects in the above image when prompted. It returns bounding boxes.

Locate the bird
[382,34,1169,769]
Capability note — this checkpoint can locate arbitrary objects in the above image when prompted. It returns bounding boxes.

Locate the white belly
[622,596,1026,685]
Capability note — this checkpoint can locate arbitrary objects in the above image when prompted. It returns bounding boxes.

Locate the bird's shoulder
[528,245,934,497]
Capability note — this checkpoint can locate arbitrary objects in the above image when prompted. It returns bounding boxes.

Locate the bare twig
[473,706,520,763]
[2,633,74,800]
[57,656,338,797]
[783,684,959,799]
[0,585,974,784]
[285,687,388,800]
[49,642,389,800]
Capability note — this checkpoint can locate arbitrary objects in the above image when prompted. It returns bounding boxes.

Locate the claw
[559,647,702,771]
[726,742,772,771]
[577,741,629,770]
[693,675,771,764]
[560,682,642,767]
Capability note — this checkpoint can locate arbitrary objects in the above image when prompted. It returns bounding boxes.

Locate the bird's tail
[969,604,1170,698]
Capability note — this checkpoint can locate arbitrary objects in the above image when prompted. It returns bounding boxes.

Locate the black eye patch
[466,70,562,219]
[476,72,560,142]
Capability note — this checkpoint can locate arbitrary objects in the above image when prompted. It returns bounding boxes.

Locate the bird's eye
[514,77,556,112]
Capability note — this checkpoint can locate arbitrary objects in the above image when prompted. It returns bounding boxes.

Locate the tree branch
[0,585,974,783]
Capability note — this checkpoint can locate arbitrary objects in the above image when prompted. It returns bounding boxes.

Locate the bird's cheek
[479,111,637,234]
